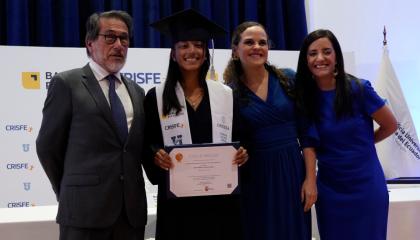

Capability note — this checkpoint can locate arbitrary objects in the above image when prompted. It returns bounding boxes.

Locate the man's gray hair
[85,10,133,56]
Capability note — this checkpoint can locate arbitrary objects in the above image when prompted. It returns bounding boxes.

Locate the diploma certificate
[166,142,239,198]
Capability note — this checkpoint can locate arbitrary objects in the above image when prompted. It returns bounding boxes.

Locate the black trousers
[59,210,145,240]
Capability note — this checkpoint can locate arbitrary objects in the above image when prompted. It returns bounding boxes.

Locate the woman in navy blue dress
[295,29,397,240]
[224,21,316,240]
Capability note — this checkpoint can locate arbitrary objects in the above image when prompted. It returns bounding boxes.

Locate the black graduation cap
[150,8,226,42]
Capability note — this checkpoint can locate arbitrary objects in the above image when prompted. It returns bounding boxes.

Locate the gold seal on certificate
[175,153,183,162]
[166,142,239,198]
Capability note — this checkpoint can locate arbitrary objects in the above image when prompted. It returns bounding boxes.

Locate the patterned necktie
[106,74,128,142]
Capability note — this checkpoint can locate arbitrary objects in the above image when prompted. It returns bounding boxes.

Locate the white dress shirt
[89,60,134,130]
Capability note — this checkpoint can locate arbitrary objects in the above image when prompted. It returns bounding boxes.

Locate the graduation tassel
[209,39,216,81]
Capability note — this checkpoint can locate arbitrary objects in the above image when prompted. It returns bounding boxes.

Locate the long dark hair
[162,44,210,116]
[295,29,359,120]
[223,21,294,104]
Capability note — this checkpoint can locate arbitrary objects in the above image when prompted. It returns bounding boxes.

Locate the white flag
[374,46,420,178]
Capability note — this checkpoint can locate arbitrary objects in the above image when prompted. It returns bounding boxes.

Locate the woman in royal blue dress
[223,21,316,240]
[295,29,397,240]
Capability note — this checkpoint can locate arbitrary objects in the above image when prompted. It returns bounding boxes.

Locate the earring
[334,66,338,76]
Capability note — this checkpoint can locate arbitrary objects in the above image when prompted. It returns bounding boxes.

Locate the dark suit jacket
[36,64,147,228]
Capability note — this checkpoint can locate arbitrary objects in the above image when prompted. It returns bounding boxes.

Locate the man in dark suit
[36,10,147,240]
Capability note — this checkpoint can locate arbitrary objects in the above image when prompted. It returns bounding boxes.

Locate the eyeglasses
[98,34,129,46]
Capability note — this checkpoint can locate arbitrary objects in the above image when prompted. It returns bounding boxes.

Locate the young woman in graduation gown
[143,9,248,240]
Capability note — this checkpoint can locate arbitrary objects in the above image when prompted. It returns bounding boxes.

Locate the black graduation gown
[143,87,242,240]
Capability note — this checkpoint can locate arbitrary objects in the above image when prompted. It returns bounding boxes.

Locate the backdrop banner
[0,46,355,208]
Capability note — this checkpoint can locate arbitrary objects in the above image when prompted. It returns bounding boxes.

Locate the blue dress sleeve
[298,120,320,148]
[281,68,296,78]
[280,68,297,90]
[359,79,385,115]
[280,68,319,148]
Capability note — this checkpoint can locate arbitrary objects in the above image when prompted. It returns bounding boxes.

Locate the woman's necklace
[185,89,204,110]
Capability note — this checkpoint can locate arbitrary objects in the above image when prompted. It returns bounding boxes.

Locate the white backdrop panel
[0,46,355,208]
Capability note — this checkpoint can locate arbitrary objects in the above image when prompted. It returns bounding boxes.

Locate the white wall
[305,0,420,135]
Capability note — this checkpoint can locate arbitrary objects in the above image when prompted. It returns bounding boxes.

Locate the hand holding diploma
[154,148,172,170]
[233,146,248,166]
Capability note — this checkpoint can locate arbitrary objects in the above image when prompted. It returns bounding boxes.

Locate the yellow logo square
[22,72,41,89]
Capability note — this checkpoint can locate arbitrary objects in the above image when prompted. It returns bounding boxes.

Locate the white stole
[156,80,233,146]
